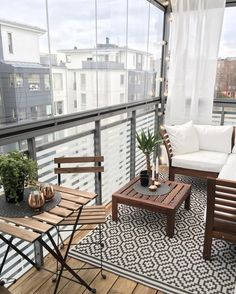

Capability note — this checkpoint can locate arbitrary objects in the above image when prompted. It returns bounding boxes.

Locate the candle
[152,163,155,180]
[156,157,159,174]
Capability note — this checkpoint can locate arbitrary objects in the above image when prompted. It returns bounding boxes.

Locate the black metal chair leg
[0,237,13,275]
[0,235,39,270]
[99,224,106,279]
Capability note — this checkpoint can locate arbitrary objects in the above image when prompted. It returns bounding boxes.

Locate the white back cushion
[194,125,233,153]
[165,121,199,155]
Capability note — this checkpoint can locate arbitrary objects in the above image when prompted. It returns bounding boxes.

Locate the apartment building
[215,57,236,98]
[0,19,52,124]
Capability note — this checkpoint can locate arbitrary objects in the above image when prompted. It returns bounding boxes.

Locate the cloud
[0,0,163,57]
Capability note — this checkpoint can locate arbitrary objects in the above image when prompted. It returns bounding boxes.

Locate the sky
[0,0,235,58]
[0,0,163,56]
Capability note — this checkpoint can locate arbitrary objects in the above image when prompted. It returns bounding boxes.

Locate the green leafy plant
[136,129,162,175]
[0,151,37,202]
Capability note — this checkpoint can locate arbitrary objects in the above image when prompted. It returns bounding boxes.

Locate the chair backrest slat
[55,167,104,174]
[54,156,104,164]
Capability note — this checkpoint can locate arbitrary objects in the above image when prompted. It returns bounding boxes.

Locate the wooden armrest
[160,127,173,166]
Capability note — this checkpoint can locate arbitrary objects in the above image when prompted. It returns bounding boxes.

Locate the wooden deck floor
[8,205,164,294]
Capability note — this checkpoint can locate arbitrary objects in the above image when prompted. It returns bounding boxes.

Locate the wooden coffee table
[112,177,191,237]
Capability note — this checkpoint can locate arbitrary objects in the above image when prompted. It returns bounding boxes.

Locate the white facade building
[0,19,45,63]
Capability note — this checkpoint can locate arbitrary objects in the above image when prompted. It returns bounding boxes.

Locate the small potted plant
[136,129,162,186]
[0,151,37,203]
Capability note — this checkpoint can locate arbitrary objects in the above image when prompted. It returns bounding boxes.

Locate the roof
[58,46,151,56]
[0,19,46,34]
[2,61,48,69]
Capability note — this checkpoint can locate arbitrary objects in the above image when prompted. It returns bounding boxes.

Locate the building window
[44,74,50,90]
[80,74,86,91]
[30,106,38,118]
[9,74,24,87]
[74,100,77,108]
[9,74,14,87]
[28,74,40,91]
[105,55,109,61]
[120,93,124,103]
[81,93,86,110]
[12,108,16,119]
[7,32,13,54]
[66,55,71,63]
[53,73,63,90]
[120,74,124,86]
[15,74,24,87]
[55,101,63,115]
[136,54,143,70]
[73,72,77,90]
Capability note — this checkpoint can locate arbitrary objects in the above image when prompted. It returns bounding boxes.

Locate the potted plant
[0,151,37,203]
[136,129,162,185]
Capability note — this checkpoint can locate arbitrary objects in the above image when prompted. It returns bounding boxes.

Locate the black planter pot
[140,170,150,187]
[4,185,24,203]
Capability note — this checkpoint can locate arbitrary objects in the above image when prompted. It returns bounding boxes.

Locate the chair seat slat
[0,222,40,243]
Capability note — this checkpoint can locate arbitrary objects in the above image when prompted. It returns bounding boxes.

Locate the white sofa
[161,121,235,182]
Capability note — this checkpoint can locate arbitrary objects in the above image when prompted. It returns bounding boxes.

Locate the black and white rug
[69,175,236,294]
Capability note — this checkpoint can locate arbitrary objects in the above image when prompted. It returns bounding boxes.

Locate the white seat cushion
[172,150,228,173]
[165,121,199,156]
[218,154,236,181]
[194,125,233,153]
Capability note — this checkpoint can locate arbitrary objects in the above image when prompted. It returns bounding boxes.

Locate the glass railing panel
[101,120,131,203]
[37,133,95,194]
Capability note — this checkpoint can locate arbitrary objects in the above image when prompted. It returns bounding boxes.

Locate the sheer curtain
[165,0,225,125]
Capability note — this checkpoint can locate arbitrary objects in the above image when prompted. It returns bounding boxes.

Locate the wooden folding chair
[203,177,236,260]
[54,156,106,279]
[0,209,97,294]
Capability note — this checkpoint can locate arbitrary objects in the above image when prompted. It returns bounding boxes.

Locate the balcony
[1,0,236,293]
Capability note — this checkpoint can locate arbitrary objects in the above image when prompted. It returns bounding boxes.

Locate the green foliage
[136,129,162,174]
[136,129,162,155]
[0,151,37,201]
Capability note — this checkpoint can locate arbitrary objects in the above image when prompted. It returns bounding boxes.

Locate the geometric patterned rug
[69,174,236,294]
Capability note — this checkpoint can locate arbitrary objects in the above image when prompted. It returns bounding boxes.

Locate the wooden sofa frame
[203,177,236,259]
[160,127,235,181]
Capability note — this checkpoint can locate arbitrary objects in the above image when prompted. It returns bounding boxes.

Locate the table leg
[167,212,175,238]
[184,193,191,210]
[112,197,118,222]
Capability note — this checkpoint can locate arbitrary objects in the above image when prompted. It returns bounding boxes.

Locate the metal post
[159,5,171,118]
[34,238,44,268]
[220,106,225,125]
[94,120,102,205]
[153,104,160,162]
[27,137,44,267]
[27,137,37,161]
[130,111,136,179]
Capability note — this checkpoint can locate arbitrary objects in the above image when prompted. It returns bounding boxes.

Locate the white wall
[65,52,94,69]
[1,25,40,63]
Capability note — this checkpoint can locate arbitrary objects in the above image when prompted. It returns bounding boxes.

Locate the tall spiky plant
[136,129,162,176]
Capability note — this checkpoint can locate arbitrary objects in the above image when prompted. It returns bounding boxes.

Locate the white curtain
[165,0,225,125]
